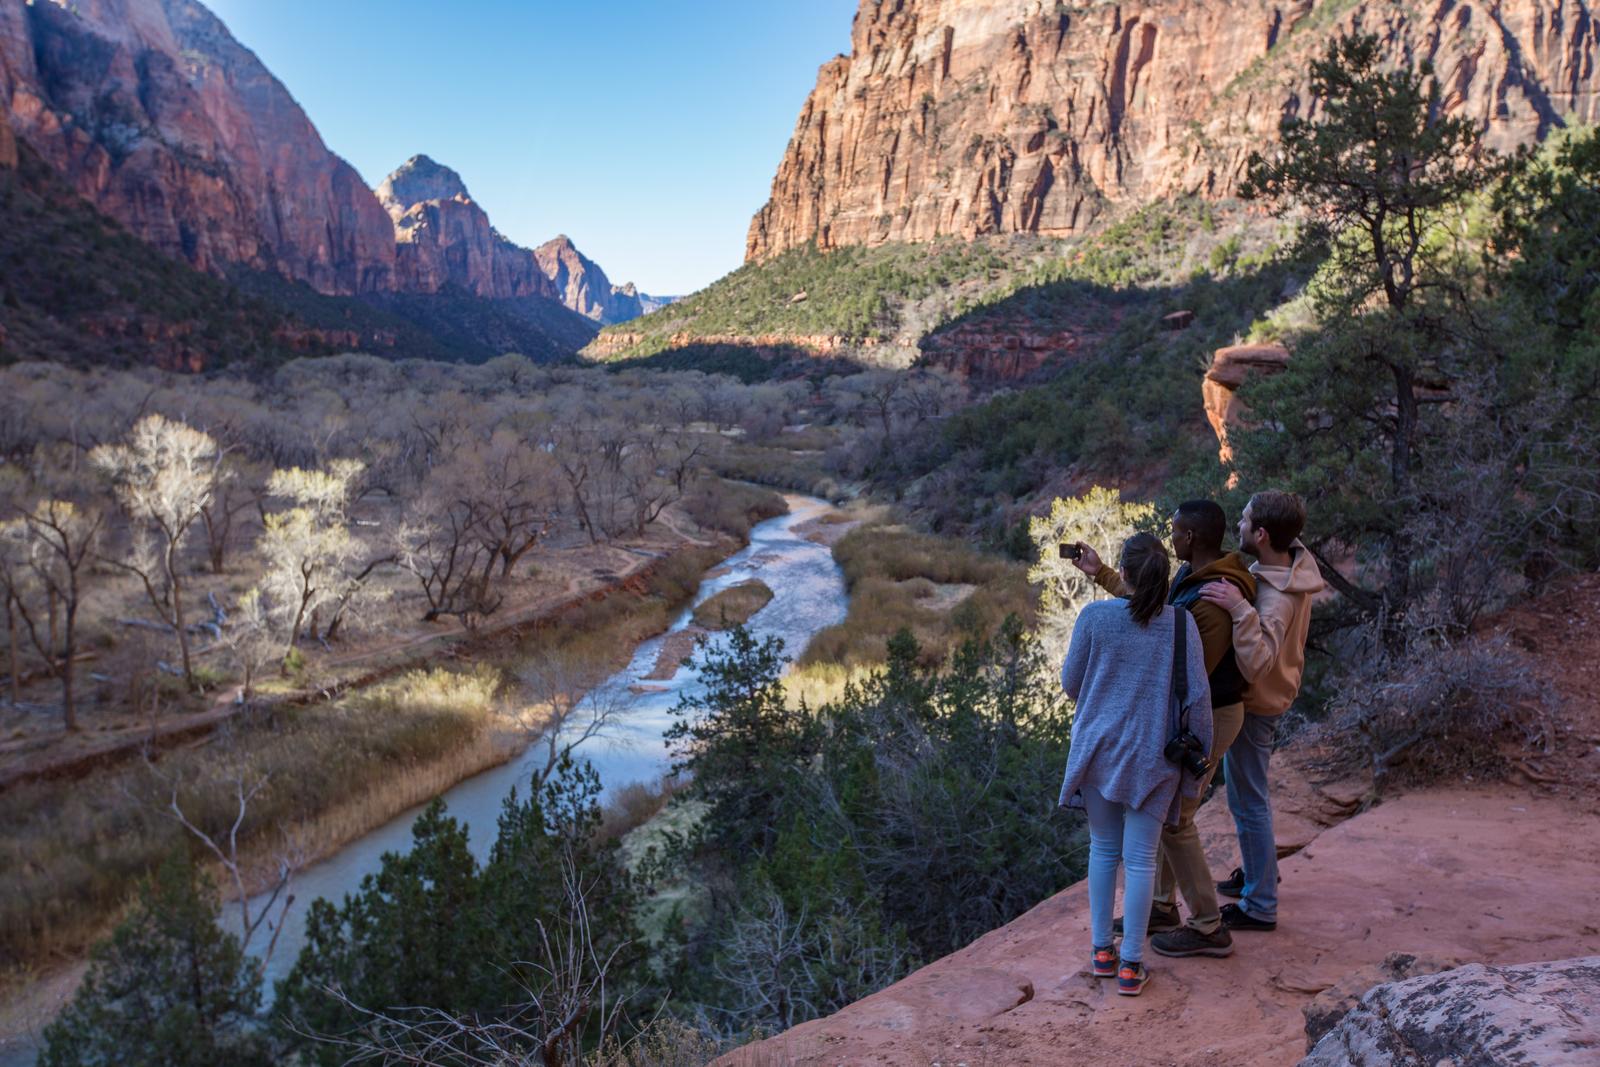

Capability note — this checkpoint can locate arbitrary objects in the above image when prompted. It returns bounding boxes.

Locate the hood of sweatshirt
[1175,550,1257,599]
[1250,539,1326,595]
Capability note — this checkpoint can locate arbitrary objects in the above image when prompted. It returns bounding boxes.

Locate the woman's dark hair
[1119,532,1171,627]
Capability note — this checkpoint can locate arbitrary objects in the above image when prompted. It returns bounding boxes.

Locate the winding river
[242,494,848,991]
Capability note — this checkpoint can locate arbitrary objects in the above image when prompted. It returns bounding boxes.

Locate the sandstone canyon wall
[747,0,1600,260]
[0,0,396,295]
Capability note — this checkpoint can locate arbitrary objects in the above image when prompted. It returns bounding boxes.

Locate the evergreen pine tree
[41,856,271,1067]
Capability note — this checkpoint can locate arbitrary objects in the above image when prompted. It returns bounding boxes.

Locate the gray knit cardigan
[1057,601,1214,825]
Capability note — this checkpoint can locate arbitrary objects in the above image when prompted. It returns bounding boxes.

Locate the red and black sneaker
[1116,959,1150,996]
[1091,944,1118,979]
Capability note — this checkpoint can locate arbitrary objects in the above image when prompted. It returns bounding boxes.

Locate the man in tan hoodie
[1197,490,1324,932]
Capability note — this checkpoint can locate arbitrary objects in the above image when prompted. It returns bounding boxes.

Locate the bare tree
[0,518,35,705]
[449,431,562,577]
[214,587,283,702]
[395,500,502,628]
[92,415,221,689]
[141,759,303,965]
[199,455,267,574]
[516,650,638,782]
[13,498,105,729]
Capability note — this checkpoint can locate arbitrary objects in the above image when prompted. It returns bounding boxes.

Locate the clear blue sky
[205,0,859,296]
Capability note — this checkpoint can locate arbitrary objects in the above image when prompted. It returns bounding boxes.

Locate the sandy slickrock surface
[722,770,1600,1066]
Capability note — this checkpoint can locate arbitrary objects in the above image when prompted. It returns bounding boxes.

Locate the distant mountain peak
[377,155,472,218]
[533,235,670,325]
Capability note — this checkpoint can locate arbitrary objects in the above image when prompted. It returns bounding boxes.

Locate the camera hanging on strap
[1164,606,1210,778]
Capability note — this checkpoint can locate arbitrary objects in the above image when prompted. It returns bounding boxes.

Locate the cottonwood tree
[450,431,562,577]
[394,495,501,627]
[620,426,701,537]
[1026,487,1157,685]
[257,460,380,657]
[92,415,221,689]
[216,588,283,701]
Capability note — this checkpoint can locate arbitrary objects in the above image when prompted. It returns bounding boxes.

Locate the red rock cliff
[747,0,1600,260]
[0,0,396,295]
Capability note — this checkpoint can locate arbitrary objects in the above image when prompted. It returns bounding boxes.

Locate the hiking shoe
[1151,925,1235,958]
[1113,900,1182,936]
[1116,960,1150,996]
[1217,867,1283,899]
[1091,944,1118,979]
[1220,903,1277,931]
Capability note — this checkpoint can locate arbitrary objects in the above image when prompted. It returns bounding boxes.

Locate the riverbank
[0,506,765,1063]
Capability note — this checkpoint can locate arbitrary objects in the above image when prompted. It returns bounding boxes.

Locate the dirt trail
[724,575,1600,1066]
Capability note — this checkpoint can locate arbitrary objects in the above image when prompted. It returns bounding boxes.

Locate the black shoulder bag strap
[1170,605,1189,736]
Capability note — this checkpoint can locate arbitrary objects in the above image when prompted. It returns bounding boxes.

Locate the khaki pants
[1153,702,1245,934]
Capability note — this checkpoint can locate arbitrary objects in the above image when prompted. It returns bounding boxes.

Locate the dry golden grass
[0,665,503,968]
[797,524,1033,669]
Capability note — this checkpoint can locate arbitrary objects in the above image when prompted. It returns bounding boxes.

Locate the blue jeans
[1225,713,1279,921]
[1082,785,1163,963]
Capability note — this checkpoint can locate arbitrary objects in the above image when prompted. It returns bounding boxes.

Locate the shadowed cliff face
[0,0,397,295]
[747,0,1600,261]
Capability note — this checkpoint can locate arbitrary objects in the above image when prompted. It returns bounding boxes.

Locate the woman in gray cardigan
[1059,532,1212,995]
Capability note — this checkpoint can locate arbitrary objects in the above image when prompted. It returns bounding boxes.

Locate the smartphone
[1059,543,1083,560]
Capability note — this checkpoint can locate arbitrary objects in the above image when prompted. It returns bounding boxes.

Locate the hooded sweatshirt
[1094,551,1257,707]
[1229,539,1325,716]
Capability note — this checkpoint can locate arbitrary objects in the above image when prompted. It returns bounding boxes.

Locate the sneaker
[1151,925,1235,958]
[1116,960,1150,996]
[1216,867,1283,899]
[1091,944,1118,979]
[1220,902,1277,931]
[1113,900,1182,936]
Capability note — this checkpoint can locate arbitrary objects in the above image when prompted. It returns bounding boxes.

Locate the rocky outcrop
[377,156,558,301]
[748,0,1600,260]
[921,321,1093,382]
[1204,342,1290,464]
[0,0,396,294]
[1302,952,1465,1050]
[1299,956,1600,1066]
[534,236,670,324]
